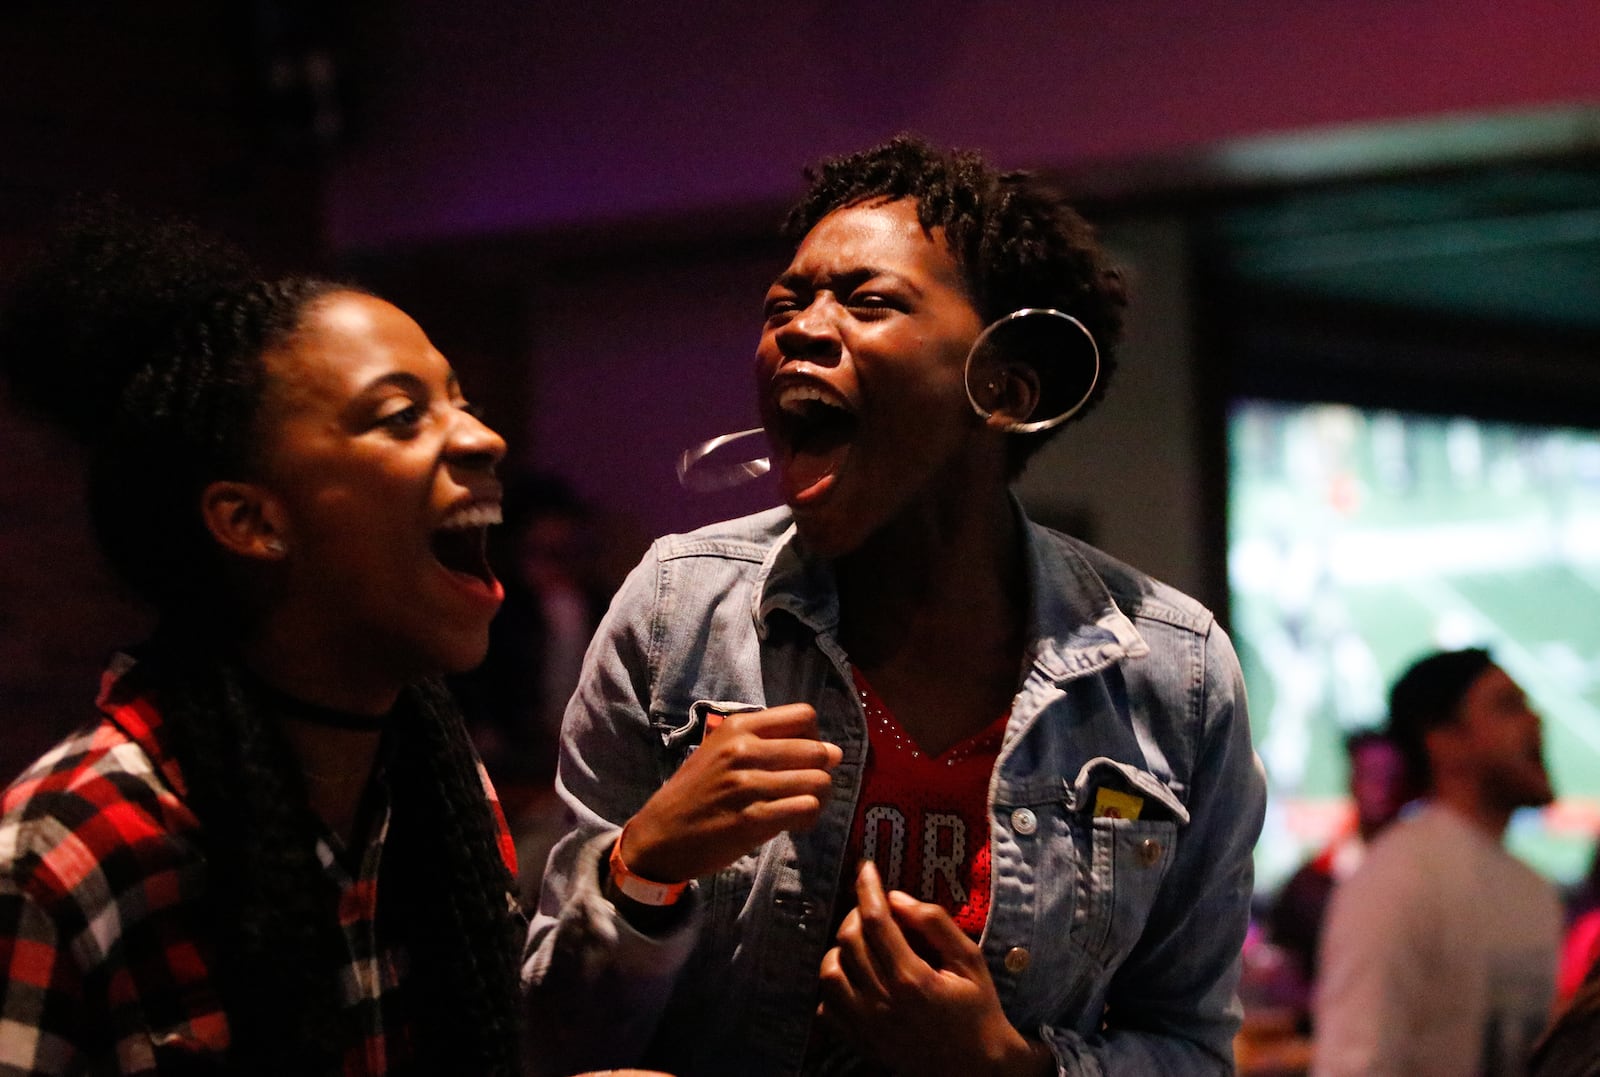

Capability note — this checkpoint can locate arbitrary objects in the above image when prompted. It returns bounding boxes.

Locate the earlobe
[201,480,289,560]
[996,366,1042,429]
[963,308,1100,434]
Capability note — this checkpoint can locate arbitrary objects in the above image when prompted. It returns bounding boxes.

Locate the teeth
[439,503,502,531]
[777,384,848,415]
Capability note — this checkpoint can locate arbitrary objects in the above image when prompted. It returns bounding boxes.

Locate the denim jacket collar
[751,522,839,641]
[749,496,1149,682]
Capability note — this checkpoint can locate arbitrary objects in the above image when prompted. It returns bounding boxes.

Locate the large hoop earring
[675,426,769,492]
[963,308,1100,434]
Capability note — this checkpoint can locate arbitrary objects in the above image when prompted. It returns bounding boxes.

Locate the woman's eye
[849,292,894,312]
[764,296,798,320]
[378,402,426,431]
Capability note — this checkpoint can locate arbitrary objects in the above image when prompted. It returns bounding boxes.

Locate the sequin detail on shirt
[846,668,1009,938]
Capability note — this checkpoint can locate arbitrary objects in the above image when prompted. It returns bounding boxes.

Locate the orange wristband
[608,827,689,907]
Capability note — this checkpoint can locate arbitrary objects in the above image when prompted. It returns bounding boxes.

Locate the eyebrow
[769,266,925,296]
[357,370,461,397]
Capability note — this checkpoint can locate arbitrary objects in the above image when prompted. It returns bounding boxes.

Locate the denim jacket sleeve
[521,543,703,1076]
[1041,620,1264,1075]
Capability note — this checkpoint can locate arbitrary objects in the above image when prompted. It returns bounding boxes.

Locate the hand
[619,703,842,883]
[817,861,1053,1077]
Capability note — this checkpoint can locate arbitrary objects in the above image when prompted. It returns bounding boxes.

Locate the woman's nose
[777,295,844,361]
[449,408,507,469]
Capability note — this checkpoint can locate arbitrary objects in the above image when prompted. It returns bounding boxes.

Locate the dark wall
[0,1,331,779]
[324,0,1600,249]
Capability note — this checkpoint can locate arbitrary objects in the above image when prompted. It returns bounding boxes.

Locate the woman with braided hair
[0,201,525,1074]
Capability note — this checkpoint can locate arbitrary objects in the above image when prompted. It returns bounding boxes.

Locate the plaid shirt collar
[94,651,190,801]
[1,652,417,1075]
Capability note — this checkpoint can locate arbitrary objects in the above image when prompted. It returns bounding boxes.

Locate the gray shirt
[1313,801,1562,1077]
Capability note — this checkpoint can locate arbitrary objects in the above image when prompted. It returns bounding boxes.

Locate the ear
[975,364,1043,430]
[201,480,290,561]
[1423,723,1464,776]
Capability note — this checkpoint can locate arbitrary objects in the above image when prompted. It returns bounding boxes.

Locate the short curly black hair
[783,135,1128,468]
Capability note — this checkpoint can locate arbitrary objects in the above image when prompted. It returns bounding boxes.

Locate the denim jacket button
[1137,838,1163,866]
[1004,946,1031,974]
[1010,808,1037,835]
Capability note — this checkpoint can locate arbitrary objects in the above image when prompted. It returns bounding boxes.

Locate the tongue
[782,441,849,503]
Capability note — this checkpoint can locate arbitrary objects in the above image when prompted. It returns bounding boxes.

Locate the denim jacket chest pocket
[1060,756,1188,971]
[647,697,765,778]
[647,695,773,930]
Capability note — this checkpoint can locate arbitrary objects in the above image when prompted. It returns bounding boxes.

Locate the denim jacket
[524,505,1264,1076]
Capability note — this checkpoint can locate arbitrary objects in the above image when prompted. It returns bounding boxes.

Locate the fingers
[832,905,890,1002]
[617,702,841,883]
[817,945,865,1041]
[721,702,821,739]
[887,889,983,973]
[703,749,836,814]
[736,792,832,831]
[826,860,940,1011]
[854,860,928,984]
[713,733,841,774]
[712,704,843,770]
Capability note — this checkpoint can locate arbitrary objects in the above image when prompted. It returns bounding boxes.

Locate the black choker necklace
[242,670,391,732]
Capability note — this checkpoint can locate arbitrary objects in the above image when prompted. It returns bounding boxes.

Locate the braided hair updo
[0,198,339,617]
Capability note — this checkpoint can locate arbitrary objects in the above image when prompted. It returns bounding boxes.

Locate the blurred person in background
[1526,840,1600,1075]
[1530,940,1600,1077]
[1267,729,1415,1032]
[1313,647,1561,1077]
[0,201,524,1074]
[1553,842,1600,1008]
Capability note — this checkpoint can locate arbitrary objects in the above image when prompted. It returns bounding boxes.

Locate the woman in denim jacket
[525,137,1265,1077]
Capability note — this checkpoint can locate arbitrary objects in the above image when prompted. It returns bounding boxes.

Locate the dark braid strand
[138,633,350,1073]
[387,679,525,1075]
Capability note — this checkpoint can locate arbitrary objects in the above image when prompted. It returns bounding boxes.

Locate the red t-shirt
[844,669,1008,938]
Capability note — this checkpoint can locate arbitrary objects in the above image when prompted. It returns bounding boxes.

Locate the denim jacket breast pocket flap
[1065,756,1189,824]
[1064,756,1188,968]
[650,698,765,761]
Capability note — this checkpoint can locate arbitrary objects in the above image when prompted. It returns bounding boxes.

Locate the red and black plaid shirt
[0,657,518,1075]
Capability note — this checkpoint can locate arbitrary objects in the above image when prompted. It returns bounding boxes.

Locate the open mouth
[775,384,858,500]
[430,502,501,586]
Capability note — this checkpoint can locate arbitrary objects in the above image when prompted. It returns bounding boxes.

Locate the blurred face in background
[1348,736,1411,841]
[1435,664,1554,813]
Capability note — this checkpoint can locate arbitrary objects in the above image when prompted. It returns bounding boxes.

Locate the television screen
[1229,398,1600,895]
